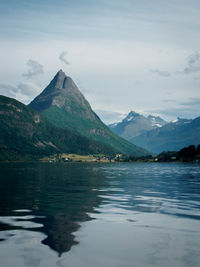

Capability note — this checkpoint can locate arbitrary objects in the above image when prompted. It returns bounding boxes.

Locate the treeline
[118,144,200,162]
[156,144,200,162]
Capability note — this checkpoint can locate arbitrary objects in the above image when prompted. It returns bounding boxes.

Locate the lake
[0,162,200,267]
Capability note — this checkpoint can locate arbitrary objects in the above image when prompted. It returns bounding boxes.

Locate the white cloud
[18,82,41,97]
[183,52,200,74]
[23,59,44,78]
[0,83,18,97]
[0,82,41,104]
[95,109,126,124]
[59,51,70,65]
[148,98,200,120]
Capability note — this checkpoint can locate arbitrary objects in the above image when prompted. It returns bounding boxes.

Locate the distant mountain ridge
[29,70,148,156]
[130,117,200,153]
[109,110,167,140]
[109,111,200,154]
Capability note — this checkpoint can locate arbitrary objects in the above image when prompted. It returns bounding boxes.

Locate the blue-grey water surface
[0,162,200,267]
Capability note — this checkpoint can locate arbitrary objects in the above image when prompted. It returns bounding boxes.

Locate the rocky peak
[29,70,97,121]
[147,115,167,127]
[55,69,66,88]
[125,111,141,121]
[49,69,72,91]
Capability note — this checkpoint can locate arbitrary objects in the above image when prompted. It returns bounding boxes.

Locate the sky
[0,0,200,124]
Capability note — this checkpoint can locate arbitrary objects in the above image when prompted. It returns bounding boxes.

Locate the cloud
[179,97,200,107]
[59,51,70,65]
[183,52,200,74]
[0,83,18,97]
[150,69,171,77]
[148,98,200,120]
[0,82,41,103]
[23,59,44,78]
[94,109,126,124]
[18,82,41,97]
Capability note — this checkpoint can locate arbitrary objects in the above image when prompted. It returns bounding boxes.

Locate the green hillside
[0,95,125,161]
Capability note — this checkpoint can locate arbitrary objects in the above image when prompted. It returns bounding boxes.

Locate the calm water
[0,162,200,267]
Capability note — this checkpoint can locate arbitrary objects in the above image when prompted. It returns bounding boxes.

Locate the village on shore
[41,144,200,163]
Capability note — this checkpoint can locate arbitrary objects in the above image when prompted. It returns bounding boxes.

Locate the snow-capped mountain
[109,111,167,140]
[109,112,200,154]
[130,116,200,153]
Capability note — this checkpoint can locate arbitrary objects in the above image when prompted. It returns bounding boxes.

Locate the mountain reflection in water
[0,162,200,267]
[0,163,108,256]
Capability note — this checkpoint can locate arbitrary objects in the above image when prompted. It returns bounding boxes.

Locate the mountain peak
[29,69,94,120]
[53,69,70,90]
[128,110,140,116]
[109,110,167,140]
[58,69,64,74]
[125,111,140,121]
[56,69,66,78]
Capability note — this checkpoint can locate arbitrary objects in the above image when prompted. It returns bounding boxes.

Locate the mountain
[29,70,148,156]
[109,111,167,140]
[0,95,131,161]
[130,117,200,154]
